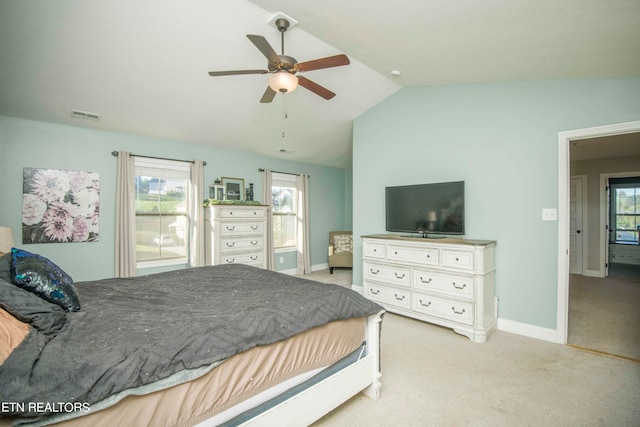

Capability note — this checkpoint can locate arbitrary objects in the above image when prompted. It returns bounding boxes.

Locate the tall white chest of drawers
[205,205,268,268]
[362,234,497,343]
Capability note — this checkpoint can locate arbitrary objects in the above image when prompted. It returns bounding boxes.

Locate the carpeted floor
[568,263,640,361]
[302,268,640,427]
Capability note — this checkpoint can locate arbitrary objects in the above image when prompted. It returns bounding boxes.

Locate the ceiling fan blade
[260,86,277,103]
[247,35,280,64]
[297,76,336,100]
[295,54,350,72]
[208,69,269,77]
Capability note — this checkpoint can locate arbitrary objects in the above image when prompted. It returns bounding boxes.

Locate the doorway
[557,120,640,346]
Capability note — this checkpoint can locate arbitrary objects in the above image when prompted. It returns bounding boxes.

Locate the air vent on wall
[71,109,101,121]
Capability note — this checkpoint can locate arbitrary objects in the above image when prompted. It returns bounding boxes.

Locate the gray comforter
[0,264,382,420]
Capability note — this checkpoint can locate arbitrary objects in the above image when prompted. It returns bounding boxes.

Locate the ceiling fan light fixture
[269,70,298,93]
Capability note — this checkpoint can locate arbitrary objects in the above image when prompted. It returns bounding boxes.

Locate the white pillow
[333,234,353,254]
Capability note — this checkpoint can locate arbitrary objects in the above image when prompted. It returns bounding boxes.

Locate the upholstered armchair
[328,231,353,274]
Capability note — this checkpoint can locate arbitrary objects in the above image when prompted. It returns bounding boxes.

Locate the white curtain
[262,169,275,270]
[115,151,137,278]
[189,160,205,267]
[296,173,311,275]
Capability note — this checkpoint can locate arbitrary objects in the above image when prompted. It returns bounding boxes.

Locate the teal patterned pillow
[11,248,80,312]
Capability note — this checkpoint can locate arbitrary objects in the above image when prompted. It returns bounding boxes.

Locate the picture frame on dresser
[221,177,244,201]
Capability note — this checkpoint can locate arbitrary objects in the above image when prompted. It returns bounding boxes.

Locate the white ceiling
[571,132,640,162]
[1,0,639,168]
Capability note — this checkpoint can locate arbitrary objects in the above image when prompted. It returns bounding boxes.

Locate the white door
[569,177,584,274]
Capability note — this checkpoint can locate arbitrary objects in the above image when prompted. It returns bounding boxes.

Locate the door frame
[556,120,640,344]
[569,175,586,275]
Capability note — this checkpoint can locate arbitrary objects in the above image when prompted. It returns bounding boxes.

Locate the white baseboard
[313,263,329,272]
[278,263,330,276]
[584,269,604,278]
[497,318,558,343]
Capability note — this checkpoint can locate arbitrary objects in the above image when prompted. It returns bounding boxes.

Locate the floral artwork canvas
[22,168,100,243]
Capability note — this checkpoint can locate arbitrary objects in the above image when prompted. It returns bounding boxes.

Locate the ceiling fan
[208,18,350,103]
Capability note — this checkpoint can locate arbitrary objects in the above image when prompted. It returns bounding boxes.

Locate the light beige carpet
[568,263,640,361]
[303,269,640,427]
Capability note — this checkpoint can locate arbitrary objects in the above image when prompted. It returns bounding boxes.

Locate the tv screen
[385,181,465,236]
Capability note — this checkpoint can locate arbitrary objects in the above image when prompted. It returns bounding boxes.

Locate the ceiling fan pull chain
[282,93,287,138]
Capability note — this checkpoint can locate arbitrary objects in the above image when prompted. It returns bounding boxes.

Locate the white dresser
[205,205,269,268]
[362,234,496,343]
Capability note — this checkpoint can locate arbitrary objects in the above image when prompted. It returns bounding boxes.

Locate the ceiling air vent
[71,110,101,121]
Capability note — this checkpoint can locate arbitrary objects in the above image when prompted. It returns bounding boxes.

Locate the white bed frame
[199,310,384,427]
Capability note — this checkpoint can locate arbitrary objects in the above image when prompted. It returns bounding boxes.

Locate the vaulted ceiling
[1,0,638,168]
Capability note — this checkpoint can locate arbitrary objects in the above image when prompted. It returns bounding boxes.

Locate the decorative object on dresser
[221,177,245,201]
[362,234,496,343]
[205,204,268,268]
[208,179,224,200]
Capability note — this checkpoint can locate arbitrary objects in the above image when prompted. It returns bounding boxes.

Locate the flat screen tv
[385,181,465,237]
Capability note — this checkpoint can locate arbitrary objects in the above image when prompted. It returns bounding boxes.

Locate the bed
[0,249,384,426]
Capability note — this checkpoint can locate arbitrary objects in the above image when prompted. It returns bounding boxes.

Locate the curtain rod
[258,168,308,177]
[111,151,206,166]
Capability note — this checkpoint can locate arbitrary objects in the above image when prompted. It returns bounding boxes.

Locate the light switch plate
[542,208,557,221]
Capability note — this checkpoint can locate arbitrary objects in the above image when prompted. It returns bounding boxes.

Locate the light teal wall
[0,116,348,281]
[353,77,640,330]
[345,166,353,230]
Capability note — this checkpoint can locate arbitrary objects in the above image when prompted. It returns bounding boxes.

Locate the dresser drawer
[413,269,474,299]
[388,244,439,266]
[364,261,410,288]
[363,241,386,258]
[220,236,264,252]
[441,249,474,271]
[220,251,264,266]
[221,222,265,236]
[219,208,266,219]
[412,293,474,325]
[366,283,411,310]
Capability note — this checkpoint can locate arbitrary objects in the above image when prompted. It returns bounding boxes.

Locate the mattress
[1,316,365,427]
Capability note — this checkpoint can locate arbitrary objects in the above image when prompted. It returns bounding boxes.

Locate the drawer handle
[251,240,258,245]
[225,258,235,263]
[394,294,405,301]
[451,307,466,315]
[370,269,380,275]
[419,299,431,307]
[395,273,405,279]
[452,282,466,290]
[420,276,432,284]
[226,226,236,231]
[456,257,459,261]
[394,251,398,255]
[427,254,430,258]
[225,242,235,247]
[251,225,259,230]
[373,249,377,252]
[250,256,258,260]
[370,288,380,295]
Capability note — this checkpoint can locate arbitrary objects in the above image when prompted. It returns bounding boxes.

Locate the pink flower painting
[22,168,99,243]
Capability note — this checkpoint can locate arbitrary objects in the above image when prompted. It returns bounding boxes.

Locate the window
[611,178,640,244]
[271,173,297,249]
[134,158,191,264]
